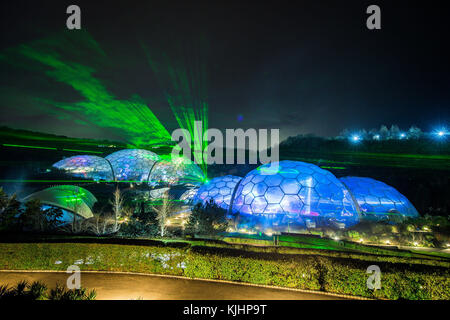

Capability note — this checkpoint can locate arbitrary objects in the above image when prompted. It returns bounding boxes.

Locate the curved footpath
[0,270,356,300]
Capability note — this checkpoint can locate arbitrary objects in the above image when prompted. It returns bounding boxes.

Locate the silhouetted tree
[0,188,21,231]
[185,200,229,236]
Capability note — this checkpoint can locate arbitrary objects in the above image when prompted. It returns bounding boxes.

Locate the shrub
[48,283,96,300]
[185,200,229,237]
[0,280,95,300]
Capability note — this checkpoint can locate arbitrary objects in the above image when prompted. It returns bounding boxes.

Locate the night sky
[0,0,449,143]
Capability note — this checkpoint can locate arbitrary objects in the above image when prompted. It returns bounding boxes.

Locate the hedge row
[186,246,450,300]
[0,243,448,299]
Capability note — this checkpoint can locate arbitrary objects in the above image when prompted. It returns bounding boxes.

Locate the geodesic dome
[340,176,419,220]
[53,155,114,181]
[52,149,206,188]
[231,161,359,230]
[180,187,199,204]
[23,185,97,219]
[193,175,242,210]
[105,149,160,182]
[148,156,205,187]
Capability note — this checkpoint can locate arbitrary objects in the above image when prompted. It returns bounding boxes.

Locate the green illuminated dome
[23,185,97,219]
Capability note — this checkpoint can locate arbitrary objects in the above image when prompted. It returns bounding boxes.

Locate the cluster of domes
[53,149,205,187]
[192,160,418,231]
[52,150,419,231]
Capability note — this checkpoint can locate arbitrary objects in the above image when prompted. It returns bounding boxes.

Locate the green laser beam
[1,30,172,147]
[3,144,57,150]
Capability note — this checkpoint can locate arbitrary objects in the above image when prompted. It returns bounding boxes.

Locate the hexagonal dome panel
[148,156,205,187]
[105,149,160,182]
[340,176,419,220]
[193,175,242,210]
[53,155,114,181]
[231,160,359,230]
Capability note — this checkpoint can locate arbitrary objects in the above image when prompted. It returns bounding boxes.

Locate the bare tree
[86,215,114,236]
[109,187,124,233]
[152,193,174,237]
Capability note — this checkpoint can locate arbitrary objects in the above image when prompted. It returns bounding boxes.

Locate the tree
[41,206,63,230]
[20,199,43,232]
[408,126,423,139]
[19,200,63,232]
[119,201,158,238]
[185,200,229,237]
[109,187,124,233]
[379,125,389,140]
[152,193,174,237]
[0,188,21,232]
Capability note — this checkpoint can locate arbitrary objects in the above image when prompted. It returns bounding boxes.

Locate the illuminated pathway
[0,271,351,300]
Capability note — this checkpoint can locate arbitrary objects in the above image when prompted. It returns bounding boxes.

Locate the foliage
[0,280,95,300]
[19,199,63,232]
[0,188,21,231]
[185,200,229,237]
[119,199,159,238]
[48,283,96,300]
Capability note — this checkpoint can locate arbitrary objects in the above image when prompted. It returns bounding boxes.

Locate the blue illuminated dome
[340,177,419,220]
[231,161,359,231]
[105,149,160,182]
[53,155,114,181]
[193,175,242,210]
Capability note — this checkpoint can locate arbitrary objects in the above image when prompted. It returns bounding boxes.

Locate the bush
[48,283,96,300]
[0,280,96,300]
[185,200,229,237]
[0,188,21,232]
[119,204,159,238]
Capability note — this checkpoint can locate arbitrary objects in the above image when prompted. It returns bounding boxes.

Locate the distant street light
[433,128,448,139]
[350,135,361,143]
